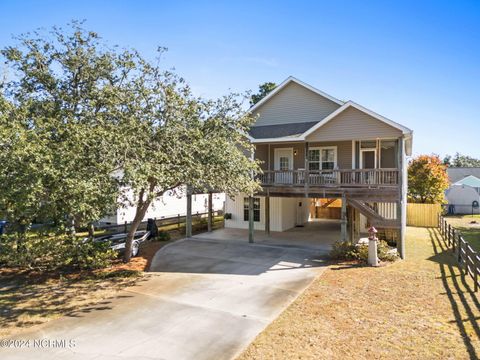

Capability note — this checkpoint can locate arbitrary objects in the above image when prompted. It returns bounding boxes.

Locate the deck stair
[347,198,399,229]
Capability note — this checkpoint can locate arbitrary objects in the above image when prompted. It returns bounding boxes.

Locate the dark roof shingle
[248,121,318,139]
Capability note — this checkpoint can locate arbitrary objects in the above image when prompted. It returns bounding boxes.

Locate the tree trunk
[123,200,150,263]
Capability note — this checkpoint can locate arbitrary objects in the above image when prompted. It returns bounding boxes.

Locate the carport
[193,219,339,254]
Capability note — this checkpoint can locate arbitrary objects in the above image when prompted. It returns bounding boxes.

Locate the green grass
[443,215,480,252]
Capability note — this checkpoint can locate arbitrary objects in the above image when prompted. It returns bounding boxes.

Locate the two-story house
[224,77,412,258]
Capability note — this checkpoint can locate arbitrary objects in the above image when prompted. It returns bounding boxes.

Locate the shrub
[330,240,398,263]
[330,240,358,260]
[156,230,171,241]
[224,213,232,220]
[0,234,117,271]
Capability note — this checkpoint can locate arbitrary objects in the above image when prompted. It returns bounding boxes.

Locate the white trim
[307,146,338,170]
[359,148,377,169]
[274,147,294,170]
[248,76,344,114]
[250,101,412,143]
[302,101,412,138]
[352,140,356,169]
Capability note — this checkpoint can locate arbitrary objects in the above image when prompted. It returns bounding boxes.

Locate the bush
[0,234,117,271]
[156,230,171,242]
[224,213,232,220]
[330,240,398,263]
[330,241,358,260]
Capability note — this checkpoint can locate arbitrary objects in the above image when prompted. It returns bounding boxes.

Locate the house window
[308,147,337,171]
[279,156,290,170]
[244,197,260,222]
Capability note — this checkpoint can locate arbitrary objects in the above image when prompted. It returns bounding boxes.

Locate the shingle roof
[248,121,318,139]
[447,168,480,183]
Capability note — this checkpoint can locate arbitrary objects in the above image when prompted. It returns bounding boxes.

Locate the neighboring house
[445,168,480,214]
[224,76,413,257]
[100,187,225,225]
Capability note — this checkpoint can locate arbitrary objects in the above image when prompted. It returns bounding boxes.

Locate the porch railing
[257,169,399,187]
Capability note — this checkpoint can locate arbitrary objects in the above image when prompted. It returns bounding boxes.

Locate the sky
[0,0,479,158]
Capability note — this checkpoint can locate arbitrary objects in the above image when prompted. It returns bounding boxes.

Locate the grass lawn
[443,215,480,252]
[238,227,480,360]
[0,220,223,338]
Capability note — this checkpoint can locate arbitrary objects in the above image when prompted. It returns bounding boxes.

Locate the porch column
[341,193,347,242]
[207,192,213,232]
[304,142,309,195]
[265,193,270,236]
[248,196,254,243]
[186,185,192,238]
[397,137,406,259]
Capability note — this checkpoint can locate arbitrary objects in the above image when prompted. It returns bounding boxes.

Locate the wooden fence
[96,210,223,235]
[407,203,442,227]
[438,215,480,292]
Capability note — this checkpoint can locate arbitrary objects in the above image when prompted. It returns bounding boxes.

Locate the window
[380,140,397,168]
[244,197,260,222]
[308,147,336,171]
[279,156,289,171]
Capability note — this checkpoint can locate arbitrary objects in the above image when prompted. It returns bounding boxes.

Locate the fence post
[475,255,479,292]
[464,241,469,274]
[452,229,456,253]
[447,224,451,246]
[124,221,127,233]
[177,214,181,229]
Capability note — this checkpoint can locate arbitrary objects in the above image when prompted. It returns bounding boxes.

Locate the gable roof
[248,76,344,115]
[447,168,480,183]
[454,175,480,188]
[248,77,412,144]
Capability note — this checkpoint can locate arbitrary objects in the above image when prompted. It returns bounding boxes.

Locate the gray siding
[256,141,352,170]
[252,82,341,127]
[306,107,402,142]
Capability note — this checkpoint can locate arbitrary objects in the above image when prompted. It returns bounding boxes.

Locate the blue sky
[1,0,479,157]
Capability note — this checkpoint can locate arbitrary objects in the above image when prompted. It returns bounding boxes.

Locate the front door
[274,148,293,184]
[360,149,376,183]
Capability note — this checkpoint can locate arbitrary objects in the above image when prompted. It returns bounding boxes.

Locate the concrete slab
[194,219,340,252]
[0,238,327,360]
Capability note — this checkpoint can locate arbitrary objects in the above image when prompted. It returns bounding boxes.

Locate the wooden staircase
[347,199,400,229]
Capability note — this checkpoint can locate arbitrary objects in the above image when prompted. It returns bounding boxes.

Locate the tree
[443,152,480,167]
[408,155,449,203]
[250,82,276,105]
[0,22,127,233]
[117,54,261,262]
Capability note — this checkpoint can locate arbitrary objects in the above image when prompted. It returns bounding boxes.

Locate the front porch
[193,219,340,254]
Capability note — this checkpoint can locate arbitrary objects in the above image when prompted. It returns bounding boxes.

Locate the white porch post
[265,193,270,236]
[207,191,213,232]
[341,192,347,242]
[248,196,254,243]
[397,137,407,259]
[186,185,192,238]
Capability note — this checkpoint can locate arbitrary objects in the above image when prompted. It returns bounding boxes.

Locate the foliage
[155,230,171,241]
[443,152,480,167]
[330,240,358,260]
[0,234,117,271]
[330,240,398,263]
[408,155,449,204]
[224,213,232,220]
[1,22,261,265]
[0,22,124,233]
[250,82,277,105]
[113,48,261,262]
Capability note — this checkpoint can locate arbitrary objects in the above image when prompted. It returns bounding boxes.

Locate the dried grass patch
[239,227,480,360]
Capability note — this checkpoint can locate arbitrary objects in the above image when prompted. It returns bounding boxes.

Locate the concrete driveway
[0,238,327,360]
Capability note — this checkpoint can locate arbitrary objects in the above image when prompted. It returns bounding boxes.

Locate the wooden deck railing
[257,169,399,188]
